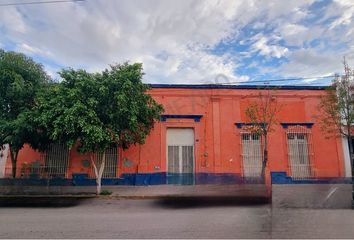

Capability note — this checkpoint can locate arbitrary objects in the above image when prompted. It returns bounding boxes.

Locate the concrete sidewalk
[107,184,270,200]
[0,184,353,208]
[0,184,270,199]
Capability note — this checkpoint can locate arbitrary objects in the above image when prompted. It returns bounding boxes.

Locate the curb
[100,194,272,203]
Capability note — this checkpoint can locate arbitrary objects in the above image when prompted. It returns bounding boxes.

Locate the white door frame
[166,128,195,174]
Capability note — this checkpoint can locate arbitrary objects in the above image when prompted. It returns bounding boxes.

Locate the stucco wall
[5,87,346,179]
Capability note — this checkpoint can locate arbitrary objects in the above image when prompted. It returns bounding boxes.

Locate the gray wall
[272,184,352,209]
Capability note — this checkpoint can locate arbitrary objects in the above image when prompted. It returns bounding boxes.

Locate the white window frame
[240,131,263,177]
[285,125,314,179]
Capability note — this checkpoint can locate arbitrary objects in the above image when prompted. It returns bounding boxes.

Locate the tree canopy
[318,58,354,183]
[35,63,163,153]
[318,59,354,140]
[33,62,163,193]
[0,49,50,177]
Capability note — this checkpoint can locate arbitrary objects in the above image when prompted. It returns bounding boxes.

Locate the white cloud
[250,34,289,58]
[278,24,309,46]
[328,0,354,29]
[16,43,53,58]
[273,0,354,80]
[0,7,27,34]
[0,0,353,84]
[279,48,354,79]
[0,0,251,82]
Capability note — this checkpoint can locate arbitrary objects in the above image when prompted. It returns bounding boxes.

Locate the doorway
[166,128,195,184]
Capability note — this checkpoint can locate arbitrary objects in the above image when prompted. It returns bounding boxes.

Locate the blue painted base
[120,173,166,186]
[2,172,350,186]
[0,173,264,186]
[0,177,73,186]
[79,172,264,186]
[195,173,264,184]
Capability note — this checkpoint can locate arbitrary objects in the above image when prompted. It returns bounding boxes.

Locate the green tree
[318,59,354,204]
[244,88,281,178]
[0,49,50,178]
[34,63,163,194]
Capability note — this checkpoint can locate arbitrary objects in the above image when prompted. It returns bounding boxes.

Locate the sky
[0,0,354,85]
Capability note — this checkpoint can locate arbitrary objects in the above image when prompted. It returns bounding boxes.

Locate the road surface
[0,198,353,239]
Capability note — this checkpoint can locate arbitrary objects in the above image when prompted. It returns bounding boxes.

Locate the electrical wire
[205,75,336,85]
[149,74,343,87]
[230,76,334,84]
[0,0,85,7]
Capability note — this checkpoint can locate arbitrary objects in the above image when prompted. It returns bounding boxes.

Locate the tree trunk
[0,144,9,178]
[348,136,354,205]
[348,136,354,176]
[9,148,18,179]
[261,135,268,179]
[91,152,106,195]
[96,176,102,195]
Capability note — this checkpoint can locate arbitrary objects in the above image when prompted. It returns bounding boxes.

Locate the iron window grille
[285,125,314,179]
[240,129,264,178]
[89,148,118,178]
[40,143,70,178]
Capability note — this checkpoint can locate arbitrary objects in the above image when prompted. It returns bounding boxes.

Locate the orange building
[0,84,351,185]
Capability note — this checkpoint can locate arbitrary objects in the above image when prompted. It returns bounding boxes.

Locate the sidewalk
[107,184,270,199]
[1,184,352,208]
[0,184,270,199]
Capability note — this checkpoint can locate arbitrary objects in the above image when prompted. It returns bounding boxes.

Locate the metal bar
[240,131,263,177]
[286,125,313,180]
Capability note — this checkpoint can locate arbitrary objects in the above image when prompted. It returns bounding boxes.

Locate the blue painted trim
[195,173,264,184]
[0,178,73,186]
[160,114,203,122]
[0,173,263,186]
[150,84,327,90]
[281,123,314,129]
[121,173,166,185]
[2,172,350,186]
[235,122,267,129]
[271,171,353,184]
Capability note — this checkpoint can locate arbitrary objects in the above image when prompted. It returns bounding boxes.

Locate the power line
[0,0,85,7]
[217,75,336,85]
[218,72,354,85]
[193,74,337,85]
[154,74,344,86]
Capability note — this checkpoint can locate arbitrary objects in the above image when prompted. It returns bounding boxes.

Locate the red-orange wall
[6,87,345,178]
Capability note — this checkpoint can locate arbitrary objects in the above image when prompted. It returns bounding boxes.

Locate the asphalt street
[0,197,353,239]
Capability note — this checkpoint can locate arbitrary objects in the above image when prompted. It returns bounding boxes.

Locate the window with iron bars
[91,148,118,178]
[285,125,314,179]
[40,143,70,178]
[240,131,263,177]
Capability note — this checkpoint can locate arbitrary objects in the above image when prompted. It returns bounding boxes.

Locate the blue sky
[0,0,354,85]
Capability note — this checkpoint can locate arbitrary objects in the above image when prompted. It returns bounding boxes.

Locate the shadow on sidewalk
[0,195,96,207]
[154,196,271,209]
